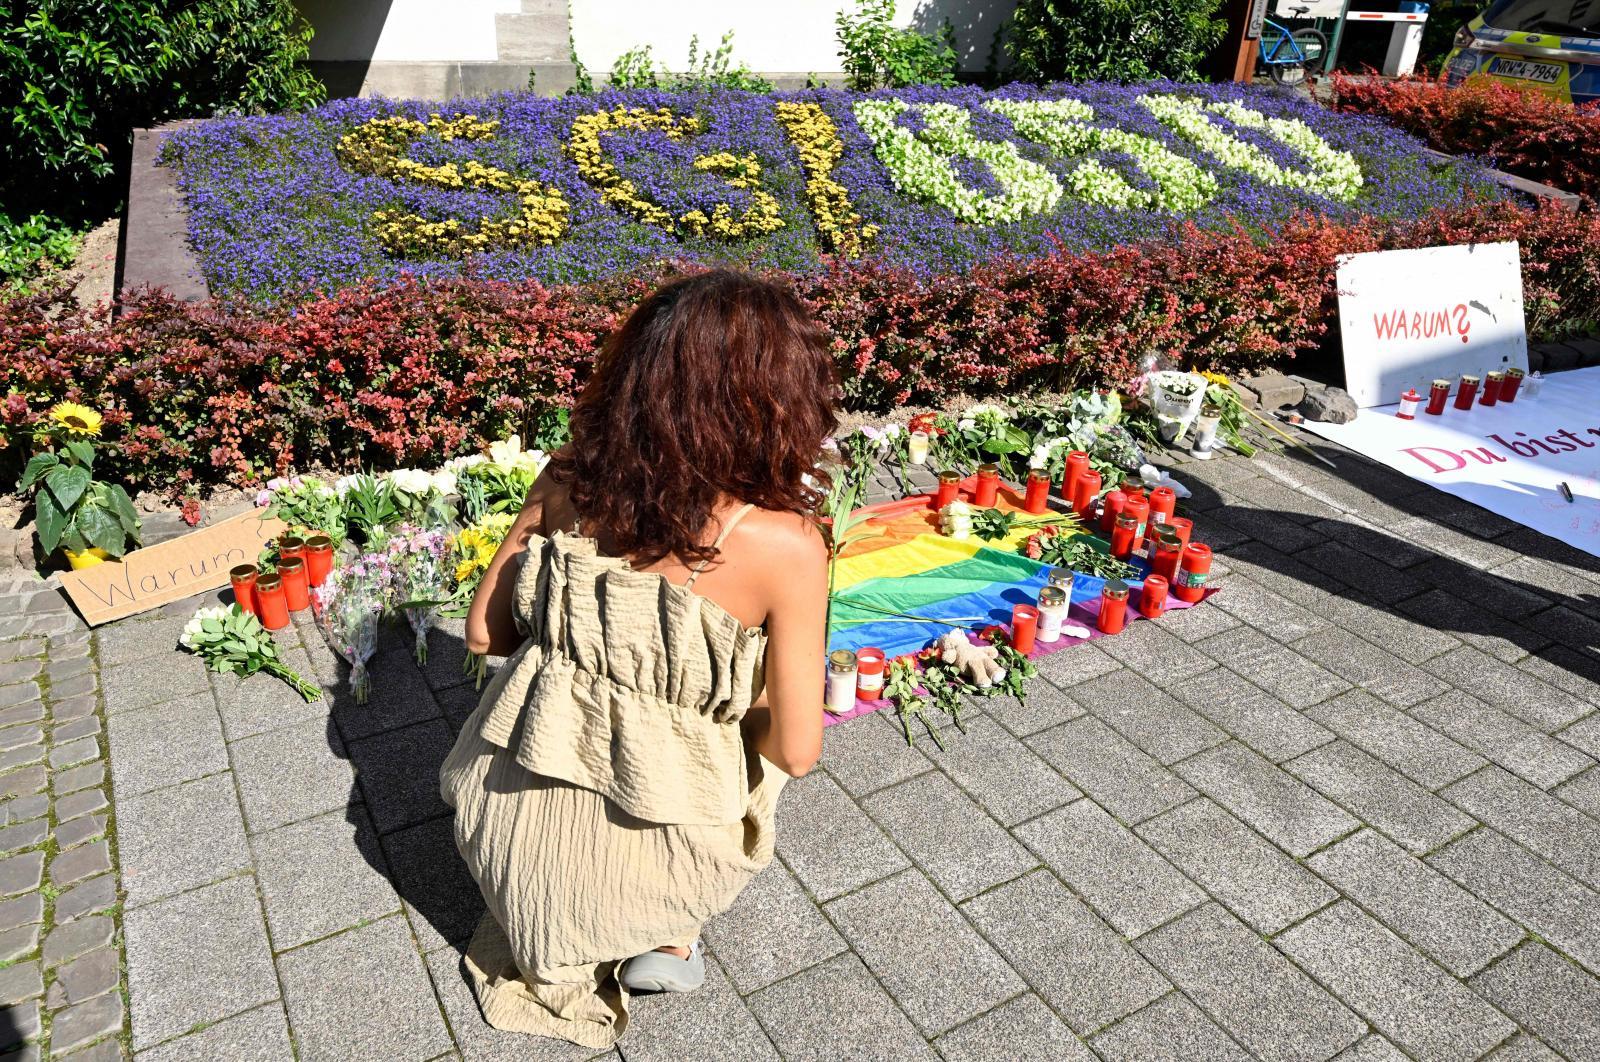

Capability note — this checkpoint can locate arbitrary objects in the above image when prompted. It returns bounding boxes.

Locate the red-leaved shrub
[3,200,1597,496]
[1330,73,1600,200]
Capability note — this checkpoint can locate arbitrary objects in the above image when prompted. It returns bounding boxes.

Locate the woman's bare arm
[746,515,828,777]
[464,476,557,657]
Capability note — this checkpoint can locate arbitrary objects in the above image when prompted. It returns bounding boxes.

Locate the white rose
[387,468,432,495]
[429,469,458,497]
[487,435,524,467]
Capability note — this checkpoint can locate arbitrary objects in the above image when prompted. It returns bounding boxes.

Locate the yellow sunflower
[1201,371,1231,388]
[48,402,103,437]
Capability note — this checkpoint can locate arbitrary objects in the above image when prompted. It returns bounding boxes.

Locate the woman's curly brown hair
[547,270,838,566]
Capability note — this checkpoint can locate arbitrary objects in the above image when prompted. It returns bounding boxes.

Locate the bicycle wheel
[1294,28,1328,74]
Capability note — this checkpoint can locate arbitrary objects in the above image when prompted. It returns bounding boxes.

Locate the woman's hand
[744,514,827,777]
[464,475,558,657]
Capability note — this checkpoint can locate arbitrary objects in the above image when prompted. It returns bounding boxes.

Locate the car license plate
[1489,57,1563,83]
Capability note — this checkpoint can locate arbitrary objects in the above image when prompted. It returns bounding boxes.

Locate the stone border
[115,124,209,308]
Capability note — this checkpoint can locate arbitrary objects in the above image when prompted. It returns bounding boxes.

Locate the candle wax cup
[1011,604,1039,655]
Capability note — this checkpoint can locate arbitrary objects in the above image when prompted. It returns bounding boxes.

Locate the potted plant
[17,403,142,568]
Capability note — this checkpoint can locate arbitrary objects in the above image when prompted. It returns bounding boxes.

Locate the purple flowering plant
[162,82,1499,303]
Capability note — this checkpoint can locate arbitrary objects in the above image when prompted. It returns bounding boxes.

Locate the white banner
[1302,367,1600,559]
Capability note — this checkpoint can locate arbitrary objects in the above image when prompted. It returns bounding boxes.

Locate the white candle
[826,650,859,715]
[908,430,930,465]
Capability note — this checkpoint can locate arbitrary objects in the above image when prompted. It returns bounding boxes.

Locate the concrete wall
[299,0,520,62]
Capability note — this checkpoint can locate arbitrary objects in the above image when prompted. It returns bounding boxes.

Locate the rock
[1526,347,1546,373]
[1228,382,1258,410]
[1566,336,1600,367]
[1538,343,1582,373]
[1237,372,1305,411]
[1298,384,1357,424]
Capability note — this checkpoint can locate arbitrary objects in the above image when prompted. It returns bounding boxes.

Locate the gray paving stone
[1292,627,1451,708]
[43,914,113,968]
[1309,829,1523,977]
[1333,1035,1411,1061]
[933,993,1093,1062]
[1520,646,1600,712]
[1211,498,1330,557]
[921,714,1079,827]
[211,646,326,742]
[99,651,208,715]
[49,694,96,724]
[230,716,357,834]
[0,818,46,854]
[1030,640,1121,690]
[49,762,102,799]
[1152,594,1242,643]
[0,702,43,729]
[380,815,484,952]
[48,982,124,1053]
[1444,767,1600,889]
[1397,590,1544,665]
[1222,541,1344,607]
[332,638,447,741]
[1026,717,1194,824]
[49,839,109,888]
[1412,690,1594,789]
[1198,627,1350,709]
[0,851,42,896]
[0,766,45,801]
[1309,513,1435,570]
[961,869,1168,1036]
[277,914,450,1061]
[824,869,1023,1036]
[1554,767,1600,817]
[0,997,40,1049]
[47,735,99,770]
[0,681,41,710]
[0,724,41,754]
[1471,941,1600,1062]
[0,892,41,933]
[1176,742,1359,858]
[423,947,594,1062]
[747,951,939,1062]
[819,708,931,798]
[0,922,39,962]
[0,794,45,830]
[1092,620,1218,691]
[1014,799,1203,937]
[0,958,41,1005]
[53,813,106,853]
[123,877,278,1049]
[1169,666,1333,764]
[346,717,453,833]
[981,671,1086,738]
[118,772,251,908]
[1090,992,1251,1061]
[53,874,117,923]
[1299,540,1430,605]
[616,951,778,1062]
[703,859,845,995]
[107,693,228,798]
[863,771,1034,901]
[0,742,44,772]
[1560,711,1600,760]
[54,787,106,824]
[1307,689,1484,791]
[1286,740,1476,855]
[1137,798,1335,935]
[133,1002,294,1062]
[253,807,400,950]
[51,715,101,743]
[1276,901,1514,1061]
[1066,668,1225,765]
[1485,1033,1565,1061]
[1421,646,1592,731]
[0,638,44,664]
[1412,559,1559,625]
[1317,592,1463,665]
[1137,902,1365,1062]
[773,770,907,903]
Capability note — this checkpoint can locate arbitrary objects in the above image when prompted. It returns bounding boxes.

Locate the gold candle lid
[1506,367,1525,378]
[230,563,258,581]
[1038,586,1067,608]
[278,556,304,574]
[937,470,961,484]
[305,534,333,550]
[1046,566,1072,587]
[1103,578,1130,600]
[1486,370,1505,381]
[1432,379,1450,388]
[828,649,858,673]
[977,462,999,476]
[1460,374,1480,385]
[256,572,283,591]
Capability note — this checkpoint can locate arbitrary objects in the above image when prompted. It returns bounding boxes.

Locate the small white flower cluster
[485,434,550,474]
[1029,436,1076,470]
[179,605,235,649]
[254,475,335,509]
[858,423,903,452]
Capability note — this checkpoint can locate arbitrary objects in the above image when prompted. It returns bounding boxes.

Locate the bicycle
[1258,5,1328,86]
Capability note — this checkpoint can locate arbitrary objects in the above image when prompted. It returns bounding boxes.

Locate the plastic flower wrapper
[313,556,391,704]
[180,605,321,702]
[384,468,457,528]
[386,523,452,665]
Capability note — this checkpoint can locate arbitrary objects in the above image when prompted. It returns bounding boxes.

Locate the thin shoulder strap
[684,503,756,589]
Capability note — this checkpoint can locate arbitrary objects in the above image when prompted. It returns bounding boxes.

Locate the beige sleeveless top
[471,506,768,826]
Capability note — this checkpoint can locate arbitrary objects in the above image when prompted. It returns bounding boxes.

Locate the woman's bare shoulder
[729,507,826,568]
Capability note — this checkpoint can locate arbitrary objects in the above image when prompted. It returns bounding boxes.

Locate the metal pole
[1324,0,1356,73]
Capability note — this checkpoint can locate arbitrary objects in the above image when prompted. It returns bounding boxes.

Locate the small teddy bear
[935,629,1006,688]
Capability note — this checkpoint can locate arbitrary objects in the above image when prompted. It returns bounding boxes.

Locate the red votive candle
[1481,371,1504,406]
[229,564,259,619]
[1098,579,1130,635]
[1152,532,1184,582]
[1166,517,1193,551]
[1072,469,1102,521]
[278,534,306,562]
[1062,451,1090,501]
[974,463,1000,508]
[1172,543,1213,604]
[1396,389,1421,420]
[1110,513,1137,560]
[933,470,961,510]
[1453,374,1480,410]
[1023,470,1051,514]
[1501,368,1524,402]
[1011,603,1039,655]
[855,648,886,700]
[278,557,310,613]
[304,534,334,587]
[1425,379,1450,415]
[1124,495,1151,552]
[1099,488,1128,535]
[1139,575,1169,619]
[254,572,290,631]
[1147,486,1176,530]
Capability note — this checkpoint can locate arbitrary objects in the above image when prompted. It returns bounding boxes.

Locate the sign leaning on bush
[162,82,1498,302]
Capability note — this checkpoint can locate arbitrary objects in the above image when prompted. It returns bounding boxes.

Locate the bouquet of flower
[180,605,321,702]
[386,523,452,664]
[313,554,391,703]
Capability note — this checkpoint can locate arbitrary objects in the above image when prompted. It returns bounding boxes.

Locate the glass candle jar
[1139,575,1170,619]
[1072,469,1102,521]
[278,534,306,562]
[933,470,961,510]
[1480,371,1504,407]
[974,463,1000,508]
[1166,516,1193,551]
[1063,451,1089,501]
[304,535,334,587]
[278,556,310,613]
[855,647,886,699]
[229,564,259,619]
[1097,579,1130,635]
[254,572,290,631]
[1124,496,1151,552]
[1152,531,1184,583]
[1191,403,1222,459]
[1425,379,1450,415]
[1147,486,1176,529]
[1173,543,1213,604]
[1110,513,1137,560]
[1396,389,1421,420]
[1099,488,1127,535]
[1045,566,1073,592]
[1523,371,1544,399]
[1010,603,1039,655]
[826,650,859,715]
[1023,470,1051,514]
[1501,367,1524,403]
[907,430,930,465]
[1037,585,1070,644]
[1453,374,1480,410]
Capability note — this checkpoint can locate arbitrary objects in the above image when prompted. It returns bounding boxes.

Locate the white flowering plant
[256,476,342,544]
[180,605,321,702]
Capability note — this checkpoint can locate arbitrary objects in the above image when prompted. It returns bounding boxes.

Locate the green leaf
[63,439,95,467]
[76,504,126,556]
[43,463,91,512]
[34,495,68,553]
[17,452,57,491]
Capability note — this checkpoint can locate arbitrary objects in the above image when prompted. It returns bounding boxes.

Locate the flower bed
[5,200,1598,496]
[162,82,1497,302]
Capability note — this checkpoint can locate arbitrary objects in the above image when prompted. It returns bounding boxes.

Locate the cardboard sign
[1303,365,1600,559]
[59,510,287,626]
[1337,241,1528,408]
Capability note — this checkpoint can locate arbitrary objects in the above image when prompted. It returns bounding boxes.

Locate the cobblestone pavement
[3,431,1600,1060]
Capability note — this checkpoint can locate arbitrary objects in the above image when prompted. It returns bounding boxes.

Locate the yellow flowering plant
[18,403,142,562]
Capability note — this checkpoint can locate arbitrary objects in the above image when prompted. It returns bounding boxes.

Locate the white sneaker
[619,940,706,993]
